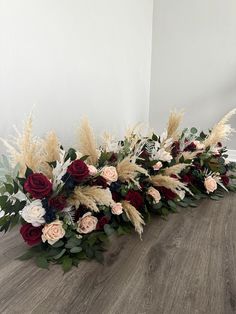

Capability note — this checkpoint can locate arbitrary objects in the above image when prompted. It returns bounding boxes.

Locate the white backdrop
[1,0,236,152]
[150,0,236,149]
[0,0,153,149]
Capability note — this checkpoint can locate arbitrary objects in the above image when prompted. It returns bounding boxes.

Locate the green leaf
[62,256,72,272]
[35,256,49,269]
[80,155,89,161]
[53,248,66,260]
[18,250,34,261]
[210,195,220,201]
[70,247,82,254]
[95,251,104,264]
[25,167,33,178]
[190,127,198,134]
[0,195,8,207]
[52,240,64,248]
[167,200,177,209]
[104,224,115,236]
[4,183,14,195]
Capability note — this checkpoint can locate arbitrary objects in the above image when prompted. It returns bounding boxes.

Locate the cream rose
[21,200,45,227]
[153,161,163,171]
[111,203,123,215]
[204,176,217,194]
[88,165,98,176]
[77,212,98,234]
[41,220,65,245]
[193,140,205,150]
[147,187,161,203]
[101,166,118,183]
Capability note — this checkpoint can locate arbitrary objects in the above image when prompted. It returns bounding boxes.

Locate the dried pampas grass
[116,156,148,185]
[70,186,114,212]
[176,151,199,162]
[1,114,43,176]
[163,163,188,177]
[167,111,184,140]
[203,108,236,148]
[122,201,145,237]
[40,131,61,178]
[76,118,99,165]
[150,174,191,196]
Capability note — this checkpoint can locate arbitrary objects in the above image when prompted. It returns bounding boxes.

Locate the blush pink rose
[101,166,118,184]
[77,212,98,234]
[41,220,65,245]
[111,202,123,215]
[147,187,161,203]
[153,161,163,171]
[88,165,98,176]
[204,176,217,194]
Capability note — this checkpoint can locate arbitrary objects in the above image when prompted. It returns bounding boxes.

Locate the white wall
[150,0,236,149]
[0,0,153,149]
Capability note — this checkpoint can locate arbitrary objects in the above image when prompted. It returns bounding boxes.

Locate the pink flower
[153,161,163,171]
[204,176,217,194]
[88,165,98,176]
[111,203,123,215]
[147,187,161,203]
[41,220,65,245]
[101,166,118,184]
[77,213,98,234]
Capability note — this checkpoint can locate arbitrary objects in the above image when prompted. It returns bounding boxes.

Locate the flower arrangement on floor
[0,109,235,272]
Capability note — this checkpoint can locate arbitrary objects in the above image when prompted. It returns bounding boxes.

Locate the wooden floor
[0,193,236,314]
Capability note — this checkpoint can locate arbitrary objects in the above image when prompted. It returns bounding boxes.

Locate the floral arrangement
[0,109,235,272]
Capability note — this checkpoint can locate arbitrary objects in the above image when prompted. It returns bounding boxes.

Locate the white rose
[101,166,118,184]
[21,200,45,227]
[147,187,161,203]
[155,148,173,163]
[42,220,65,245]
[204,176,217,194]
[111,203,123,215]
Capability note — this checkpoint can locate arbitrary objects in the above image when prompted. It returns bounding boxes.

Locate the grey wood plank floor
[0,193,236,314]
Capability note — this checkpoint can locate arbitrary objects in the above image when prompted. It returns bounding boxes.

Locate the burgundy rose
[221,175,229,186]
[96,216,110,230]
[20,223,42,246]
[67,159,89,182]
[184,142,196,152]
[125,190,143,209]
[109,153,118,162]
[181,174,192,184]
[24,173,52,199]
[91,176,108,189]
[158,187,177,200]
[171,141,180,157]
[111,191,120,202]
[139,149,150,160]
[49,195,67,211]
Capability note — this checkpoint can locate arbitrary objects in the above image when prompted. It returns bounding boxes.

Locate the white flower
[88,165,98,176]
[21,200,45,227]
[155,148,173,163]
[178,190,186,200]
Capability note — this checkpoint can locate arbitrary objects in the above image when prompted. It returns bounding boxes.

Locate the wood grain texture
[0,193,236,314]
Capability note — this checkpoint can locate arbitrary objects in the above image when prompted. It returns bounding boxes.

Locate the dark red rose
[158,187,177,200]
[181,174,192,184]
[139,149,150,160]
[109,153,117,162]
[217,142,222,147]
[221,175,229,186]
[96,216,110,230]
[170,174,178,179]
[91,176,108,189]
[24,173,52,199]
[49,195,67,211]
[111,191,120,202]
[67,159,89,182]
[184,142,196,152]
[125,190,143,209]
[20,223,42,246]
[171,141,180,157]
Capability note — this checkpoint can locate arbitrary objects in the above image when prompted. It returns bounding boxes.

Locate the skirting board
[227,149,236,162]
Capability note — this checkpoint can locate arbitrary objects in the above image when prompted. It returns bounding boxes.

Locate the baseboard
[227,149,236,162]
